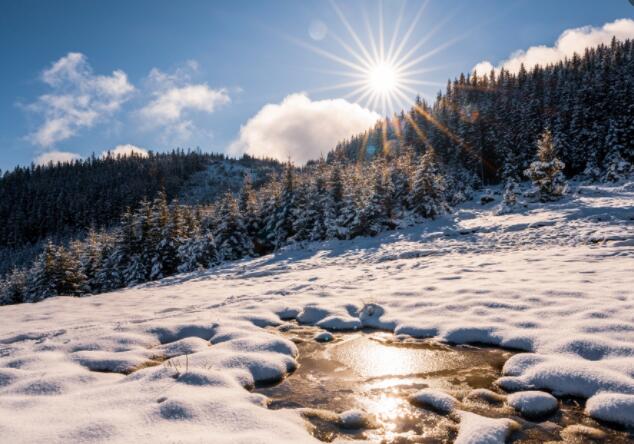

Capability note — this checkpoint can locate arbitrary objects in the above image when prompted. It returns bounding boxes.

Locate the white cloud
[101,144,149,159]
[137,63,230,145]
[139,84,229,124]
[27,52,134,147]
[229,93,380,164]
[34,151,81,166]
[473,18,634,75]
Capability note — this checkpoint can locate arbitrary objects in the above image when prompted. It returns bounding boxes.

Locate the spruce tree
[410,149,447,219]
[24,242,57,302]
[524,128,567,201]
[215,193,254,261]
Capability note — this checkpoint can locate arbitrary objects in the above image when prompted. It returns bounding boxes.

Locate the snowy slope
[0,182,633,443]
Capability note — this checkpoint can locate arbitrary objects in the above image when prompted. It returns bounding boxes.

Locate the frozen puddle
[258,324,634,443]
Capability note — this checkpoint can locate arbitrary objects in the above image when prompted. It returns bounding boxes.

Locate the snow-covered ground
[1,182,633,443]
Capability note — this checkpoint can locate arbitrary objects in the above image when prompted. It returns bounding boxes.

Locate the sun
[368,63,398,94]
[290,1,460,116]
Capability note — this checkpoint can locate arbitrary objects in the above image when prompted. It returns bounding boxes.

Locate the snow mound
[455,411,519,444]
[409,388,458,413]
[155,337,211,358]
[585,392,634,427]
[507,390,558,416]
[497,356,634,398]
[316,315,361,331]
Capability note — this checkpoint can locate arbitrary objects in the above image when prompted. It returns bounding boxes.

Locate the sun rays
[294,0,459,116]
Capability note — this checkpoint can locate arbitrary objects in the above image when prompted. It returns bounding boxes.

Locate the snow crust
[0,182,633,441]
[455,411,519,444]
[506,390,558,416]
[585,392,634,427]
[409,388,458,413]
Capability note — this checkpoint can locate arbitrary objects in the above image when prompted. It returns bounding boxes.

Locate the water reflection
[258,325,633,443]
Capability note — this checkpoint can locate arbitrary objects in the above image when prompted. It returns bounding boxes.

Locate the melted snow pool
[258,324,634,443]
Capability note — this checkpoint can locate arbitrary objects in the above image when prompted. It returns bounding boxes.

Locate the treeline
[329,38,634,184]
[0,150,214,249]
[0,150,283,250]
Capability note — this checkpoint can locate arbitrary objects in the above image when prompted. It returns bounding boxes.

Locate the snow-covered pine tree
[496,179,520,215]
[389,146,414,216]
[78,229,102,293]
[24,241,58,302]
[94,237,121,292]
[119,206,145,287]
[524,128,567,201]
[215,192,254,261]
[147,191,183,280]
[410,149,447,219]
[290,179,312,242]
[355,161,393,236]
[308,161,328,241]
[238,174,260,241]
[603,118,632,182]
[267,163,296,249]
[325,162,345,239]
[53,245,86,296]
[177,232,218,273]
[582,153,602,183]
[0,268,27,305]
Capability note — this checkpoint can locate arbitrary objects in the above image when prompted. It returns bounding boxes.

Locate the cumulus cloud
[229,93,379,164]
[139,84,229,124]
[473,18,634,75]
[26,52,134,147]
[34,151,81,166]
[101,144,149,159]
[137,62,229,145]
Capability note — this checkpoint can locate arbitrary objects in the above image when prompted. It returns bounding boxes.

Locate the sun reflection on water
[330,334,465,379]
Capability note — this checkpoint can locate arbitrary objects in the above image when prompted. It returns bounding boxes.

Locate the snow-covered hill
[0,182,633,443]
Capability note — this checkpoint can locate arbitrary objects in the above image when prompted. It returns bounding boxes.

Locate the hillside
[330,38,634,184]
[0,152,282,275]
[0,181,632,442]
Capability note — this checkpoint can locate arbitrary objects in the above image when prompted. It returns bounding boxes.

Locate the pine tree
[355,161,393,236]
[267,163,296,249]
[309,162,329,241]
[325,163,346,239]
[603,119,632,182]
[177,232,218,272]
[496,179,520,215]
[24,241,57,302]
[290,180,313,242]
[410,149,447,219]
[215,193,254,261]
[238,174,259,241]
[78,229,102,293]
[53,245,86,296]
[0,268,27,305]
[524,128,567,201]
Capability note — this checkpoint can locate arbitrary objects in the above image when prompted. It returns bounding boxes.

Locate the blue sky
[0,0,633,170]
